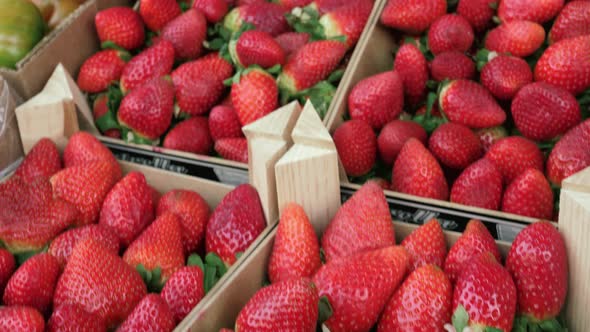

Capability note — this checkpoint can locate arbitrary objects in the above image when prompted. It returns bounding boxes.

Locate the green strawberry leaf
[206,252,228,278]
[452,305,469,332]
[539,318,566,332]
[512,315,528,332]
[106,83,123,112]
[485,327,503,332]
[101,41,127,53]
[95,110,120,133]
[14,249,44,266]
[327,69,345,84]
[293,81,337,119]
[267,64,283,75]
[179,1,190,11]
[187,254,205,271]
[203,265,218,294]
[318,296,333,324]
[205,38,227,51]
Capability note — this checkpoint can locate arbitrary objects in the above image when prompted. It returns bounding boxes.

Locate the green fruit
[0,0,46,69]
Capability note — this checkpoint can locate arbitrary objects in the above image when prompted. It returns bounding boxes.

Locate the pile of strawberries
[333,0,590,220]
[227,181,568,332]
[76,0,374,163]
[0,132,268,331]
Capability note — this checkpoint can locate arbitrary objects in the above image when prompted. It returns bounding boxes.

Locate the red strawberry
[392,138,449,200]
[0,249,15,298]
[377,120,428,166]
[480,54,533,100]
[224,3,290,36]
[549,1,590,43]
[439,79,506,129]
[430,51,475,81]
[428,14,474,55]
[452,253,517,332]
[49,224,120,268]
[451,158,504,210]
[0,306,44,332]
[215,138,249,163]
[486,136,544,184]
[235,278,318,331]
[313,246,409,332]
[457,0,497,31]
[54,239,147,329]
[268,203,320,283]
[161,266,204,322]
[13,138,61,182]
[163,117,213,155]
[506,222,568,328]
[401,219,447,271]
[546,119,590,186]
[501,168,553,218]
[209,105,244,141]
[309,0,351,14]
[274,32,310,57]
[428,122,483,169]
[95,7,145,50]
[63,131,119,169]
[192,0,229,23]
[333,120,377,177]
[120,41,175,93]
[48,303,106,332]
[275,0,312,9]
[161,9,207,60]
[319,0,374,48]
[393,42,429,106]
[378,264,452,331]
[92,93,121,138]
[118,294,176,332]
[77,49,128,93]
[3,253,60,314]
[444,219,501,283]
[485,20,546,57]
[380,0,446,34]
[498,0,563,23]
[231,68,279,126]
[534,35,590,95]
[322,182,395,262]
[139,0,181,32]
[230,30,286,69]
[475,126,508,152]
[348,71,404,130]
[206,184,266,265]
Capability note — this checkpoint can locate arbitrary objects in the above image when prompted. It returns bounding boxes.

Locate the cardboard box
[0,78,23,177]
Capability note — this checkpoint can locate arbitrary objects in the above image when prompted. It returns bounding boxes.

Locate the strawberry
[157,189,211,255]
[77,49,128,93]
[161,266,204,322]
[161,9,207,60]
[54,239,147,329]
[378,264,452,331]
[0,249,15,298]
[333,120,377,177]
[501,168,553,218]
[268,203,320,283]
[546,119,590,186]
[274,32,310,58]
[13,138,61,182]
[0,306,44,332]
[430,51,475,81]
[428,122,483,169]
[192,0,229,23]
[313,246,409,332]
[95,7,145,50]
[224,3,290,36]
[444,219,501,283]
[118,294,176,332]
[318,0,374,48]
[206,184,266,265]
[480,53,533,100]
[486,136,544,184]
[428,14,474,55]
[393,42,429,106]
[215,138,249,163]
[401,219,447,271]
[48,303,106,332]
[308,0,351,14]
[380,0,446,34]
[92,93,121,138]
[63,131,119,169]
[475,126,508,152]
[322,182,395,262]
[139,0,181,32]
[275,0,313,9]
[230,30,286,69]
[209,105,244,141]
[457,0,497,32]
[450,158,504,210]
[348,70,404,130]
[392,138,449,200]
[3,253,60,314]
[163,117,213,155]
[378,120,427,166]
[120,40,175,93]
[231,68,279,126]
[370,178,391,190]
[506,222,568,329]
[235,278,318,332]
[49,224,120,268]
[452,253,517,332]
[534,35,590,95]
[118,77,175,143]
[484,20,546,58]
[549,1,590,43]
[439,79,506,129]
[498,0,563,23]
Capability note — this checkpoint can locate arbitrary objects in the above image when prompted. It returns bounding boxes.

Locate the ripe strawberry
[428,14,474,55]
[274,32,310,58]
[444,219,501,283]
[54,239,147,329]
[394,42,429,106]
[77,49,128,93]
[380,0,446,34]
[348,71,404,130]
[475,126,508,152]
[0,306,44,332]
[392,138,449,200]
[314,246,409,332]
[378,120,427,166]
[163,117,213,155]
[139,0,181,32]
[401,219,447,271]
[506,222,567,328]
[13,138,61,182]
[161,9,207,60]
[451,158,504,210]
[457,0,497,31]
[452,253,517,332]
[161,266,204,322]
[48,303,106,332]
[309,0,351,14]
[230,30,286,69]
[319,0,374,48]
[378,264,452,331]
[215,138,249,163]
[49,224,120,268]
[0,249,15,298]
[498,0,563,23]
[120,41,175,93]
[192,0,229,23]
[118,294,176,332]
[235,278,318,332]
[224,3,290,36]
[333,120,377,177]
[63,131,119,169]
[549,1,590,43]
[275,0,312,9]
[231,68,279,126]
[95,7,145,50]
[439,79,506,129]
[501,168,553,218]
[92,93,121,138]
[486,136,544,184]
[546,119,590,186]
[428,122,483,169]
[534,35,590,95]
[430,51,475,81]
[485,20,546,58]
[480,54,533,100]
[322,182,395,262]
[209,105,244,141]
[278,40,347,93]
[206,184,266,265]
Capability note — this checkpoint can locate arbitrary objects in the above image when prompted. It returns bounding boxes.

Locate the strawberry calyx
[318,295,333,327]
[578,89,590,118]
[475,49,499,71]
[291,81,337,119]
[223,7,243,34]
[452,305,504,332]
[100,41,132,62]
[413,91,447,133]
[202,252,230,293]
[287,6,325,41]
[136,264,164,292]
[205,22,233,51]
[512,315,567,332]
[119,126,159,146]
